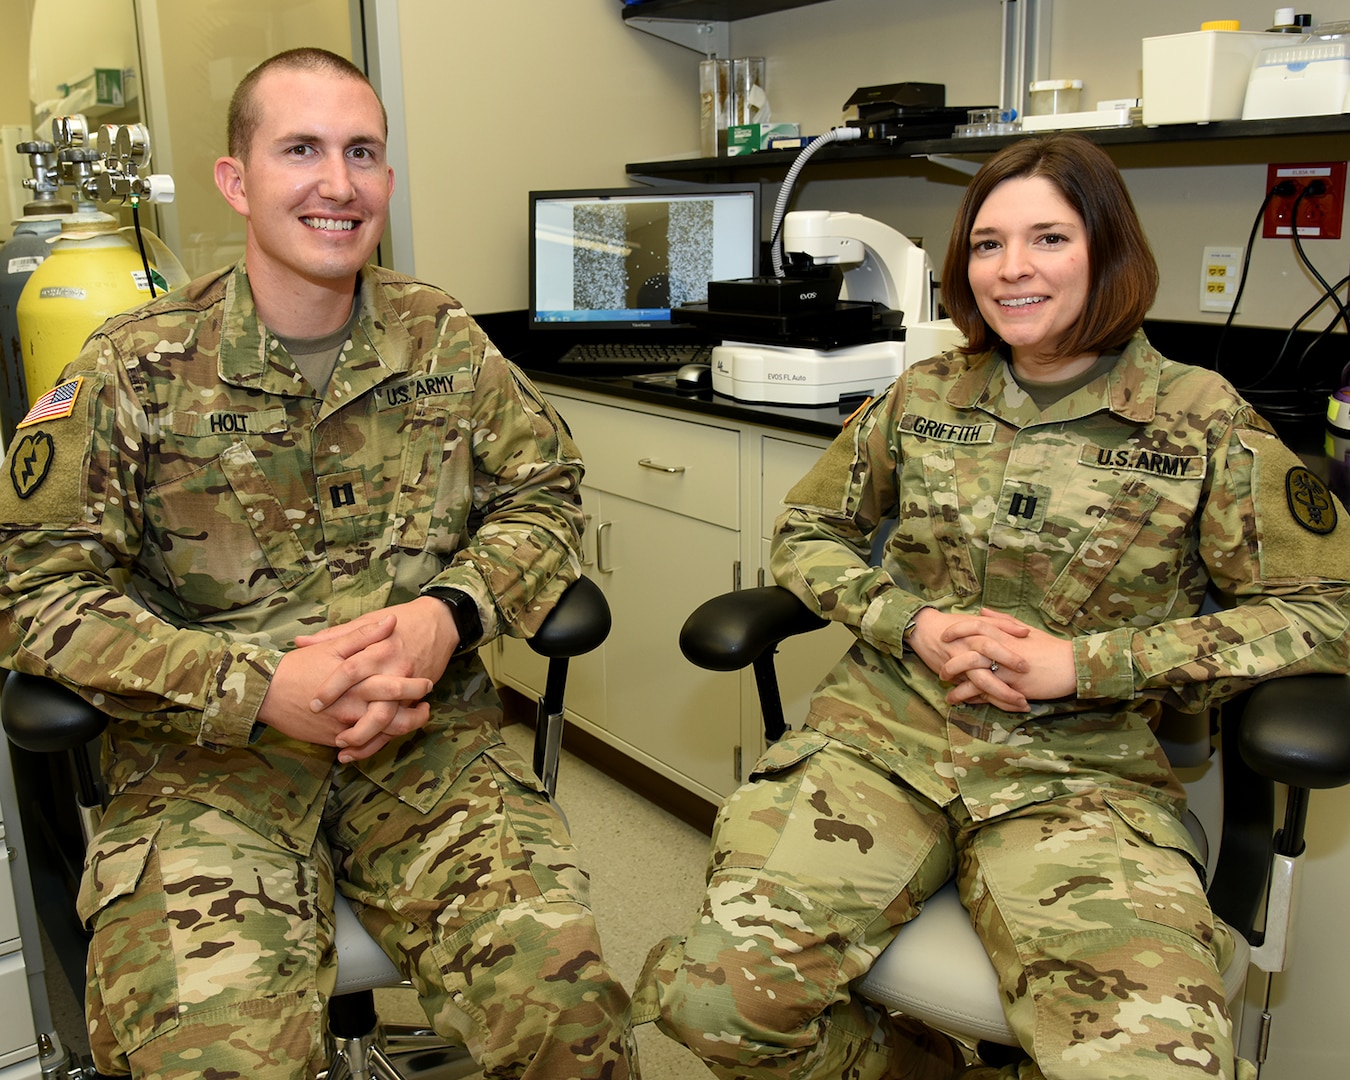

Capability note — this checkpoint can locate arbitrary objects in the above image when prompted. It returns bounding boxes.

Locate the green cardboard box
[726,122,801,156]
[95,68,125,107]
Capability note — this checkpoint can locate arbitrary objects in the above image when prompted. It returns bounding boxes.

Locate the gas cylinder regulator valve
[15,114,175,210]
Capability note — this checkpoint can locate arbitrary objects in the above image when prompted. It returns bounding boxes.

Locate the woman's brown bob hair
[940,133,1158,360]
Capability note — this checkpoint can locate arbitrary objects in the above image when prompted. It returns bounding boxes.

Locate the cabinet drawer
[555,397,739,529]
[0,951,35,1063]
[762,436,829,538]
[0,842,18,947]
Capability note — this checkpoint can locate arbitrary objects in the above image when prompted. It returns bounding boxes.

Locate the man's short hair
[226,47,388,161]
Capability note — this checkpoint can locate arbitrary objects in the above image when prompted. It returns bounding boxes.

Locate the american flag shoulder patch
[17,377,84,429]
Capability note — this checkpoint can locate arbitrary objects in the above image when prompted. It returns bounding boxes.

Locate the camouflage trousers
[634,730,1254,1080]
[77,743,636,1079]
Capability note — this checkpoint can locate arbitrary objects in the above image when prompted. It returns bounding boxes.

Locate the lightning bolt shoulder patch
[10,431,55,498]
[1,371,104,527]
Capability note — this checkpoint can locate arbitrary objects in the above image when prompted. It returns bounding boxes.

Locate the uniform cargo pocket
[747,728,830,779]
[77,819,181,1055]
[76,818,161,929]
[1105,793,1214,947]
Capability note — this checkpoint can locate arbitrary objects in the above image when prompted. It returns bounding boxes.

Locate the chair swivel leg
[324,988,479,1080]
[325,989,402,1080]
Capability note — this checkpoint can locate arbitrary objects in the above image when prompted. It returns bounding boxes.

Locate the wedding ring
[989,660,1000,673]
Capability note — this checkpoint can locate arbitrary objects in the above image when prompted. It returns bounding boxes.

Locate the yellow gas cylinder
[15,210,188,399]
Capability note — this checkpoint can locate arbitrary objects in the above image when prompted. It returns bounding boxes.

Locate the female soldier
[636,133,1350,1080]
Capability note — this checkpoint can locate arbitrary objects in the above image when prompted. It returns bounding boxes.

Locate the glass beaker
[699,58,732,157]
[731,57,767,126]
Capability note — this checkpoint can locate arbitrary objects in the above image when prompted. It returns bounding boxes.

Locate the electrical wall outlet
[1200,246,1242,312]
[1263,162,1347,239]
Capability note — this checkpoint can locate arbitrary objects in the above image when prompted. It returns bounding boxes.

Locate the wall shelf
[626,114,1350,181]
[621,0,834,55]
[621,0,832,22]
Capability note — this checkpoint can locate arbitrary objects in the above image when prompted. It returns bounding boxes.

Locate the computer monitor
[528,183,760,337]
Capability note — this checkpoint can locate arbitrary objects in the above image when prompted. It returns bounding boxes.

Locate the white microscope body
[711,209,963,405]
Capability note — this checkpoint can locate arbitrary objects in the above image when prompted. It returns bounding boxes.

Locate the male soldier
[0,48,634,1079]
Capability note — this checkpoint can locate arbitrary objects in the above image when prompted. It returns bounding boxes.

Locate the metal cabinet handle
[638,457,686,474]
[596,520,614,574]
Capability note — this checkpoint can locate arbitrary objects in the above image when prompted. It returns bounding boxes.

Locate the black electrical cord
[130,197,158,299]
[1214,179,1350,430]
[1248,272,1350,389]
[1289,181,1350,341]
[1250,184,1350,407]
[1213,180,1294,379]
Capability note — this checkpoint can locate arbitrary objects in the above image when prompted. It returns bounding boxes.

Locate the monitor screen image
[528,183,760,332]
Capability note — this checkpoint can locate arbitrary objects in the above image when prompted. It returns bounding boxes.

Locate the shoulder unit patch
[10,430,54,499]
[1285,465,1337,534]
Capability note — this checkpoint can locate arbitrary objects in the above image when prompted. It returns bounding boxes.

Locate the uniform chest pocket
[1039,477,1195,631]
[892,451,979,599]
[145,440,309,614]
[390,395,475,556]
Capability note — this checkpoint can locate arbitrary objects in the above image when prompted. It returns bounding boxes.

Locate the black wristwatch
[432,589,483,653]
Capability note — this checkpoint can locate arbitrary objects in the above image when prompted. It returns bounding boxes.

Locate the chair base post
[323,1019,479,1080]
[324,1024,402,1080]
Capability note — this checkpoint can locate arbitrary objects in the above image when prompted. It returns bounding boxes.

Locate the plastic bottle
[1266,7,1310,32]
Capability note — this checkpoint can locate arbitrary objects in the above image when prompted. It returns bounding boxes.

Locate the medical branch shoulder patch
[1285,465,1337,535]
[16,376,83,429]
[10,430,55,499]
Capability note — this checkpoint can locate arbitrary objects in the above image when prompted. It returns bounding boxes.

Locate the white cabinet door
[593,490,741,799]
[497,393,748,802]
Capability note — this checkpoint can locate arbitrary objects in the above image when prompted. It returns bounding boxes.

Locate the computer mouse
[675,362,712,390]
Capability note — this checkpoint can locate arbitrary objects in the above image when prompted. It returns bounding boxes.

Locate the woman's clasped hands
[905,606,1077,712]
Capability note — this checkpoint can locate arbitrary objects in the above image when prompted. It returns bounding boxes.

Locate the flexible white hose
[770,126,863,277]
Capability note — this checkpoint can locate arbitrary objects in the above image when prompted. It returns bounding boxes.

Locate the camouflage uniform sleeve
[0,344,278,747]
[1075,405,1350,708]
[420,343,584,643]
[769,389,922,654]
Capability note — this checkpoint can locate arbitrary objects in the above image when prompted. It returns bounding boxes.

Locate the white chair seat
[334,891,404,994]
[856,879,1251,1046]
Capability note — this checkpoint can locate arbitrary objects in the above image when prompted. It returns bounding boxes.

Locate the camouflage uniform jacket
[0,261,584,854]
[771,330,1350,830]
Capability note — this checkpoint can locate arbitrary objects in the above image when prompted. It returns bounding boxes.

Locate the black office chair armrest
[1239,674,1350,791]
[680,586,827,742]
[526,576,611,797]
[679,585,826,672]
[1,671,109,753]
[528,575,611,659]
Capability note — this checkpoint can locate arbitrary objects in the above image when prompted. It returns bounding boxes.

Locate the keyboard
[556,342,712,367]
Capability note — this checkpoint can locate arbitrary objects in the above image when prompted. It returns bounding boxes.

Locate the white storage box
[1243,38,1350,119]
[1142,29,1274,125]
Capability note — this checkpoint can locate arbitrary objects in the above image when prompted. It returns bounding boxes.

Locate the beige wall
[387,0,699,313]
[0,1,33,126]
